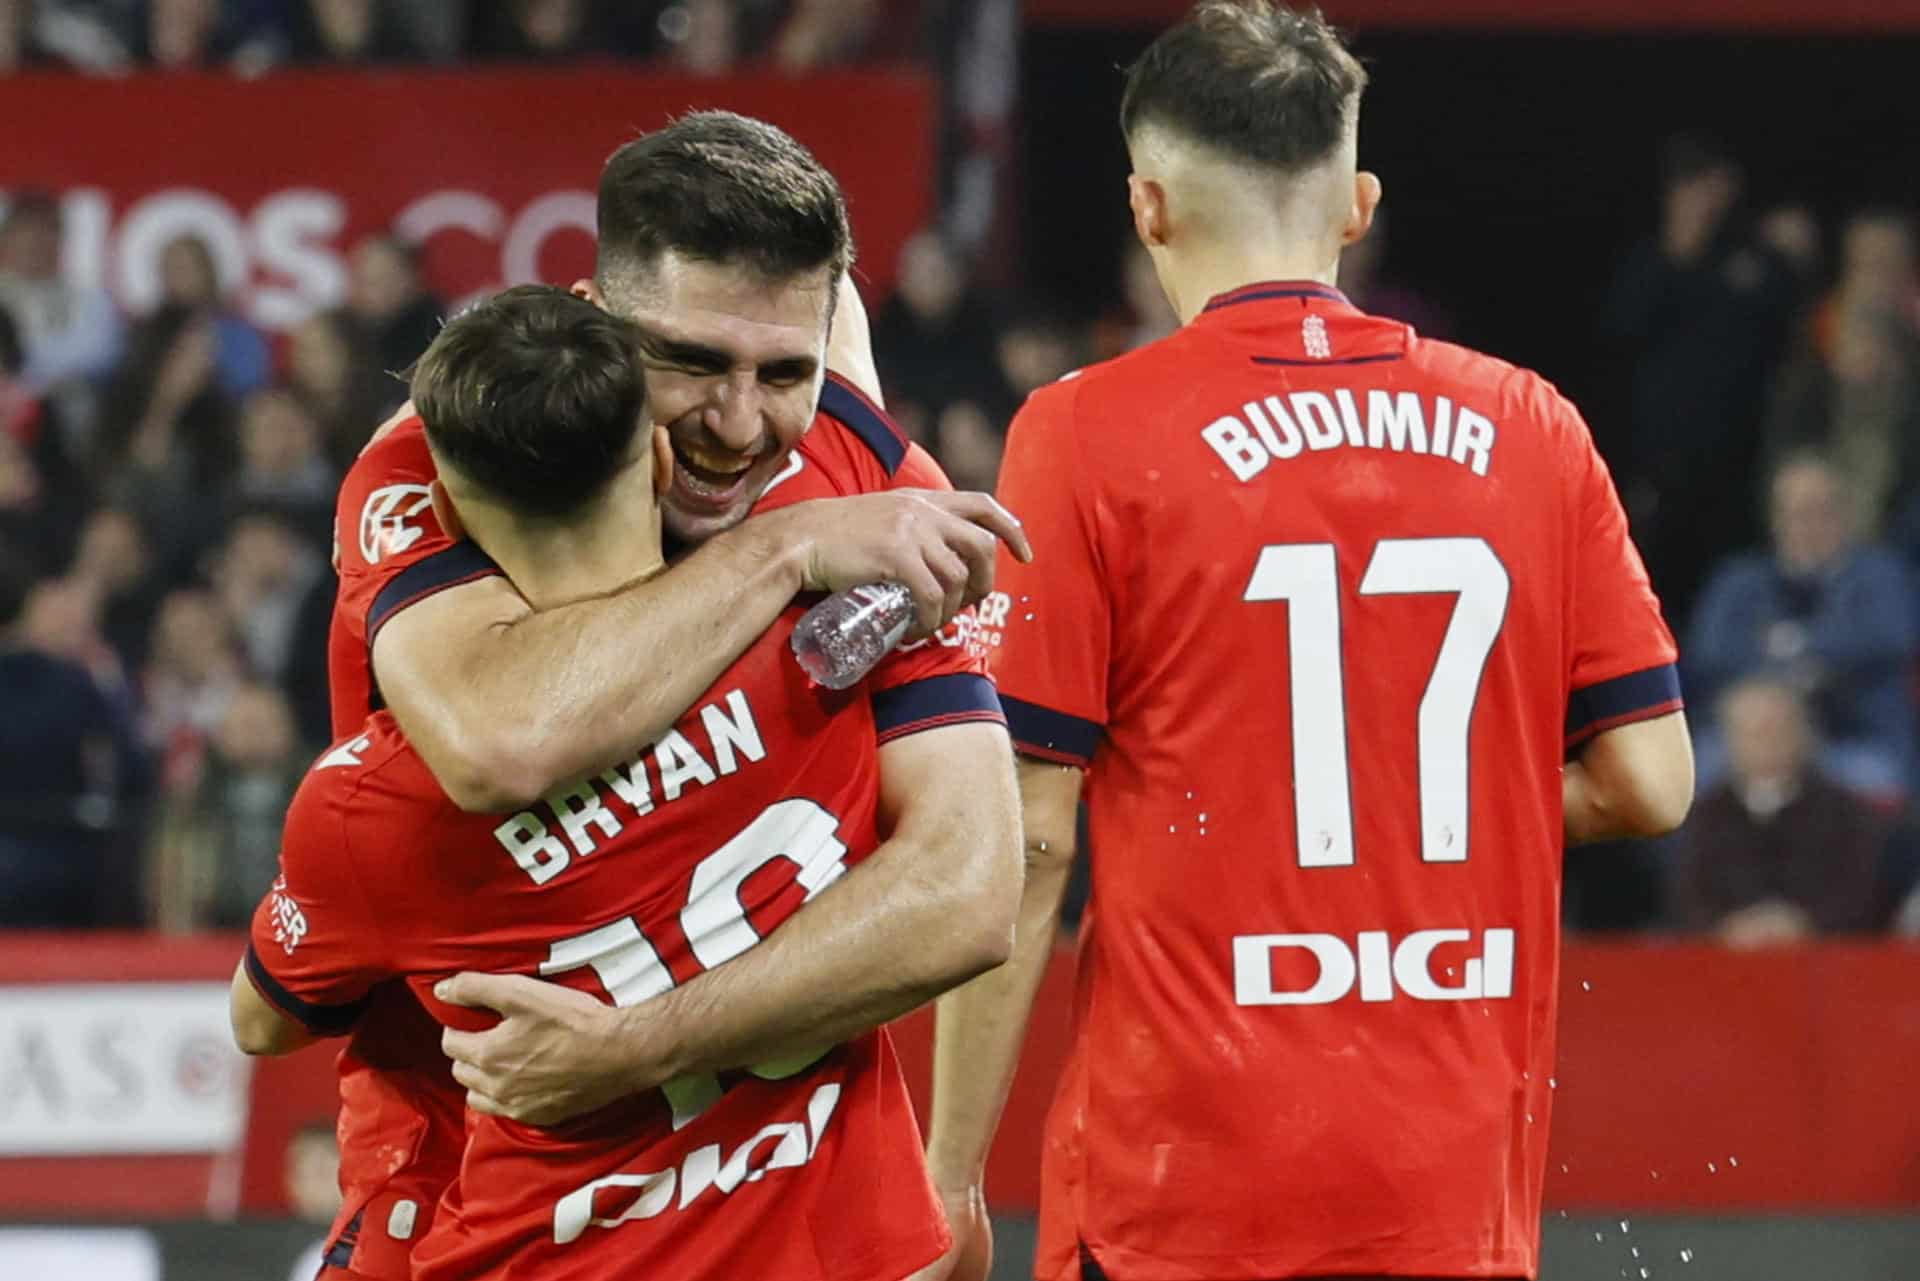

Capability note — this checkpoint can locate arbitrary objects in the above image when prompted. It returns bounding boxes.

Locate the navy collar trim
[1202,281,1350,312]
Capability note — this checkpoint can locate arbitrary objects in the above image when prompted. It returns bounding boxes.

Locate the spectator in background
[67,505,161,674]
[95,302,236,572]
[932,305,1082,491]
[346,234,442,379]
[212,506,327,691]
[155,233,271,399]
[282,1119,342,1281]
[232,389,335,542]
[469,0,609,61]
[0,303,86,568]
[0,546,147,928]
[288,0,430,64]
[873,228,1003,445]
[1093,240,1179,359]
[288,306,395,465]
[148,679,306,930]
[771,0,880,70]
[1676,676,1883,944]
[140,585,244,792]
[1687,452,1916,797]
[655,0,739,74]
[1335,205,1452,338]
[0,190,122,437]
[1602,134,1799,622]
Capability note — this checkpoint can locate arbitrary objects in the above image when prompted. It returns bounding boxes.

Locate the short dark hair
[1120,1,1366,172]
[595,110,853,293]
[411,285,648,519]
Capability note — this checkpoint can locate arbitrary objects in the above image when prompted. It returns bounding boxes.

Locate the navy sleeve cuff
[1002,695,1102,767]
[819,373,909,476]
[244,943,371,1038]
[873,673,1006,745]
[366,541,502,646]
[1566,662,1684,747]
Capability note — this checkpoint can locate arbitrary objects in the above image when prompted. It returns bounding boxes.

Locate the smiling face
[594,252,834,543]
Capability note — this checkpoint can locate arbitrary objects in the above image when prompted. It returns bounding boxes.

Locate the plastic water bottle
[790,581,916,690]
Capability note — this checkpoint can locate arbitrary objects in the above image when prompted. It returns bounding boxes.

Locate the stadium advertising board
[0,69,933,333]
[0,982,250,1155]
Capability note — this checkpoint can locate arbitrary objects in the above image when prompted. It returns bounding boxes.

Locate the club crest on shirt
[359,484,436,565]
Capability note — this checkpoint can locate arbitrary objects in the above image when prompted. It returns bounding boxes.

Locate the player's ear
[428,479,466,542]
[571,278,602,307]
[650,424,674,497]
[1342,171,1383,247]
[1128,174,1170,249]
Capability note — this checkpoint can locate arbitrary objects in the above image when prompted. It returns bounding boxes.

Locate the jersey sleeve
[1559,397,1683,749]
[329,420,502,731]
[243,754,388,1037]
[986,379,1111,767]
[854,433,1007,745]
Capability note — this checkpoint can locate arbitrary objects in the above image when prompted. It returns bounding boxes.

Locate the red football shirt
[988,282,1681,1281]
[250,607,955,1281]
[316,373,998,1278]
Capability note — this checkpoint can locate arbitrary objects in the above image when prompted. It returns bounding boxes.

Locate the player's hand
[435,972,635,1126]
[905,1182,993,1281]
[772,490,1033,639]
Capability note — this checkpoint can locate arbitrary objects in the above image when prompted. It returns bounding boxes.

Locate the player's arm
[914,756,1081,1281]
[230,771,385,1056]
[1556,386,1692,846]
[378,489,1026,813]
[229,960,317,1056]
[1563,711,1693,845]
[435,718,1022,1122]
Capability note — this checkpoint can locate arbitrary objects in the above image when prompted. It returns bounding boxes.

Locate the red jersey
[250,610,950,1281]
[988,283,1681,1281]
[315,373,998,1278]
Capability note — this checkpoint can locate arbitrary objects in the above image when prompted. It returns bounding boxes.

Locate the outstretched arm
[379,492,1027,811]
[437,720,1025,1123]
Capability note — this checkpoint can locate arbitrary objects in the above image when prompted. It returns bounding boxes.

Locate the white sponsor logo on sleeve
[358,484,435,565]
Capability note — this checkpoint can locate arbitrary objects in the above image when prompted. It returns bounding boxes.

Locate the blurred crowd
[0,0,929,75]
[2,120,1919,944]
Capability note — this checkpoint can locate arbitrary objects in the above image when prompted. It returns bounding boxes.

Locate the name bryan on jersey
[1202,389,1496,483]
[495,689,766,885]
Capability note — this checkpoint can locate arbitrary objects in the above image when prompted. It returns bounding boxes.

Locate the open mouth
[670,439,760,509]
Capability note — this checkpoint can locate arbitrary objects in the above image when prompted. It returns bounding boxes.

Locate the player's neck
[1164,246,1340,325]
[467,472,667,611]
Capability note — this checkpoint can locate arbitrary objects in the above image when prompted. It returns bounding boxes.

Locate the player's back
[991,283,1678,1279]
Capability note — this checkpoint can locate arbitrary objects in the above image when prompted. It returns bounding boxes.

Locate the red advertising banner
[1,934,1916,1218]
[1030,0,1920,31]
[0,69,934,333]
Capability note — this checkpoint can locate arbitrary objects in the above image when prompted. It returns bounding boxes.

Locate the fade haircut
[411,285,648,519]
[595,111,853,300]
[1120,1,1367,172]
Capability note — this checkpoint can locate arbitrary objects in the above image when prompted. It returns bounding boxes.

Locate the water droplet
[1525,1113,1534,1124]
[1651,1169,1661,1180]
[1639,1269,1650,1280]
[1198,811,1208,822]
[1582,980,1593,991]
[1680,1248,1694,1263]
[1522,1071,1531,1080]
[1707,1162,1716,1174]
[1199,827,1207,835]
[1557,1209,1568,1218]
[1728,1155,1738,1168]
[1023,612,1034,621]
[1185,791,1193,799]
[1168,825,1177,833]
[1549,1076,1558,1089]
[1446,966,1456,978]
[1620,1219,1631,1233]
[1631,1246,1641,1258]
[1594,1232,1605,1243]
[1560,1163,1569,1174]
[1019,595,1029,603]
[1037,842,1047,852]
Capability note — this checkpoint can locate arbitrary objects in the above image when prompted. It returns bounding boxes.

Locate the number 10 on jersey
[1245,537,1509,868]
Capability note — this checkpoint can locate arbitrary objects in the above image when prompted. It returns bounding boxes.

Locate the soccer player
[914,5,1695,1281]
[296,114,1030,1281]
[233,285,1019,1280]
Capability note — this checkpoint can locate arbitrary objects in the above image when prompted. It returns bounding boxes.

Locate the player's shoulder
[810,372,913,480]
[292,713,446,834]
[1405,333,1585,442]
